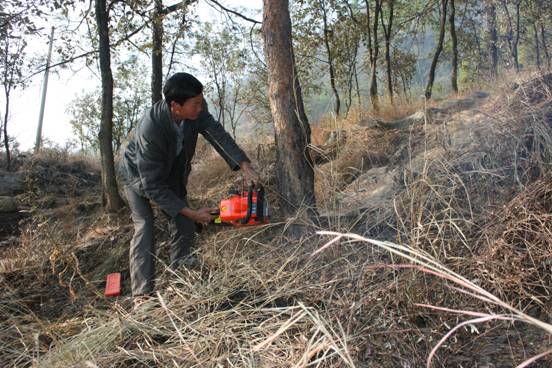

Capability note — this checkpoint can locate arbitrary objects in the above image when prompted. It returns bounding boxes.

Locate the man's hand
[180,207,218,223]
[240,161,261,185]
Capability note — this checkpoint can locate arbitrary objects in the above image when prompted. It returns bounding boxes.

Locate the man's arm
[240,161,261,185]
[196,101,250,171]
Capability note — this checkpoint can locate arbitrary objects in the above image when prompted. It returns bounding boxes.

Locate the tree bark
[151,0,164,104]
[354,62,361,107]
[95,0,125,212]
[345,39,359,115]
[262,0,316,218]
[533,23,541,68]
[380,0,394,105]
[501,0,520,72]
[541,23,551,69]
[319,0,340,116]
[151,0,196,103]
[486,2,498,77]
[368,0,382,111]
[2,91,10,171]
[449,0,458,93]
[2,35,11,170]
[513,0,521,72]
[425,0,448,100]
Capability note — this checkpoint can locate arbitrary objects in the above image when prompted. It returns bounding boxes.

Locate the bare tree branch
[24,0,195,82]
[205,0,260,24]
[23,23,147,82]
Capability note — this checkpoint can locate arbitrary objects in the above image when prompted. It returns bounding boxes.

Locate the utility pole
[35,26,55,153]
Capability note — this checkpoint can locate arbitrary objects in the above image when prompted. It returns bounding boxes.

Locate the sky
[6,1,261,152]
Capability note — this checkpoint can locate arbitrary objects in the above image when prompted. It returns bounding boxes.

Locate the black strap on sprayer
[240,184,255,225]
[240,184,265,225]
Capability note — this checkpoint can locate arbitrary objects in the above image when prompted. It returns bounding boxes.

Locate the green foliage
[7,0,552,154]
[67,58,149,153]
[1,0,47,167]
[192,21,253,137]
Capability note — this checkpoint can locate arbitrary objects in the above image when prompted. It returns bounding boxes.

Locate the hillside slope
[1,73,552,367]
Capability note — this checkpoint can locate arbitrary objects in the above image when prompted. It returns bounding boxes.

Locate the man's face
[172,94,203,120]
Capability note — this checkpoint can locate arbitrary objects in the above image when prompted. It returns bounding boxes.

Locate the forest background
[3,0,545,157]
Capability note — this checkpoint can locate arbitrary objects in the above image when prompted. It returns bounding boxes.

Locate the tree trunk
[533,23,541,68]
[152,1,197,102]
[151,0,164,104]
[501,0,520,72]
[381,0,394,105]
[2,36,11,170]
[346,39,359,115]
[425,0,448,100]
[95,0,125,212]
[369,0,382,111]
[2,92,10,171]
[262,0,316,218]
[354,62,361,107]
[449,0,458,93]
[541,23,551,69]
[486,2,498,77]
[513,0,521,72]
[319,0,340,116]
[400,72,408,97]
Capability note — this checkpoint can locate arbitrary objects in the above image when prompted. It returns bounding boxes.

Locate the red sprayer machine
[214,184,269,227]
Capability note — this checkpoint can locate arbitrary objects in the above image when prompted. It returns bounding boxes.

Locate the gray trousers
[125,186,195,296]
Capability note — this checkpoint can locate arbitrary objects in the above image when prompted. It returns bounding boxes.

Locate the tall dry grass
[3,73,552,367]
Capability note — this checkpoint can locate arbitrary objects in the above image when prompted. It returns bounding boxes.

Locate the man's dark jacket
[120,99,249,218]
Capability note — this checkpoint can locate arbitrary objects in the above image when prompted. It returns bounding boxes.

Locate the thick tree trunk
[449,0,458,93]
[486,2,498,77]
[320,0,340,116]
[425,0,448,100]
[151,0,163,104]
[95,0,125,212]
[262,0,316,218]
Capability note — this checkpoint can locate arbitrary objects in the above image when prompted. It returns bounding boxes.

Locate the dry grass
[473,178,552,307]
[317,101,423,131]
[3,72,552,367]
